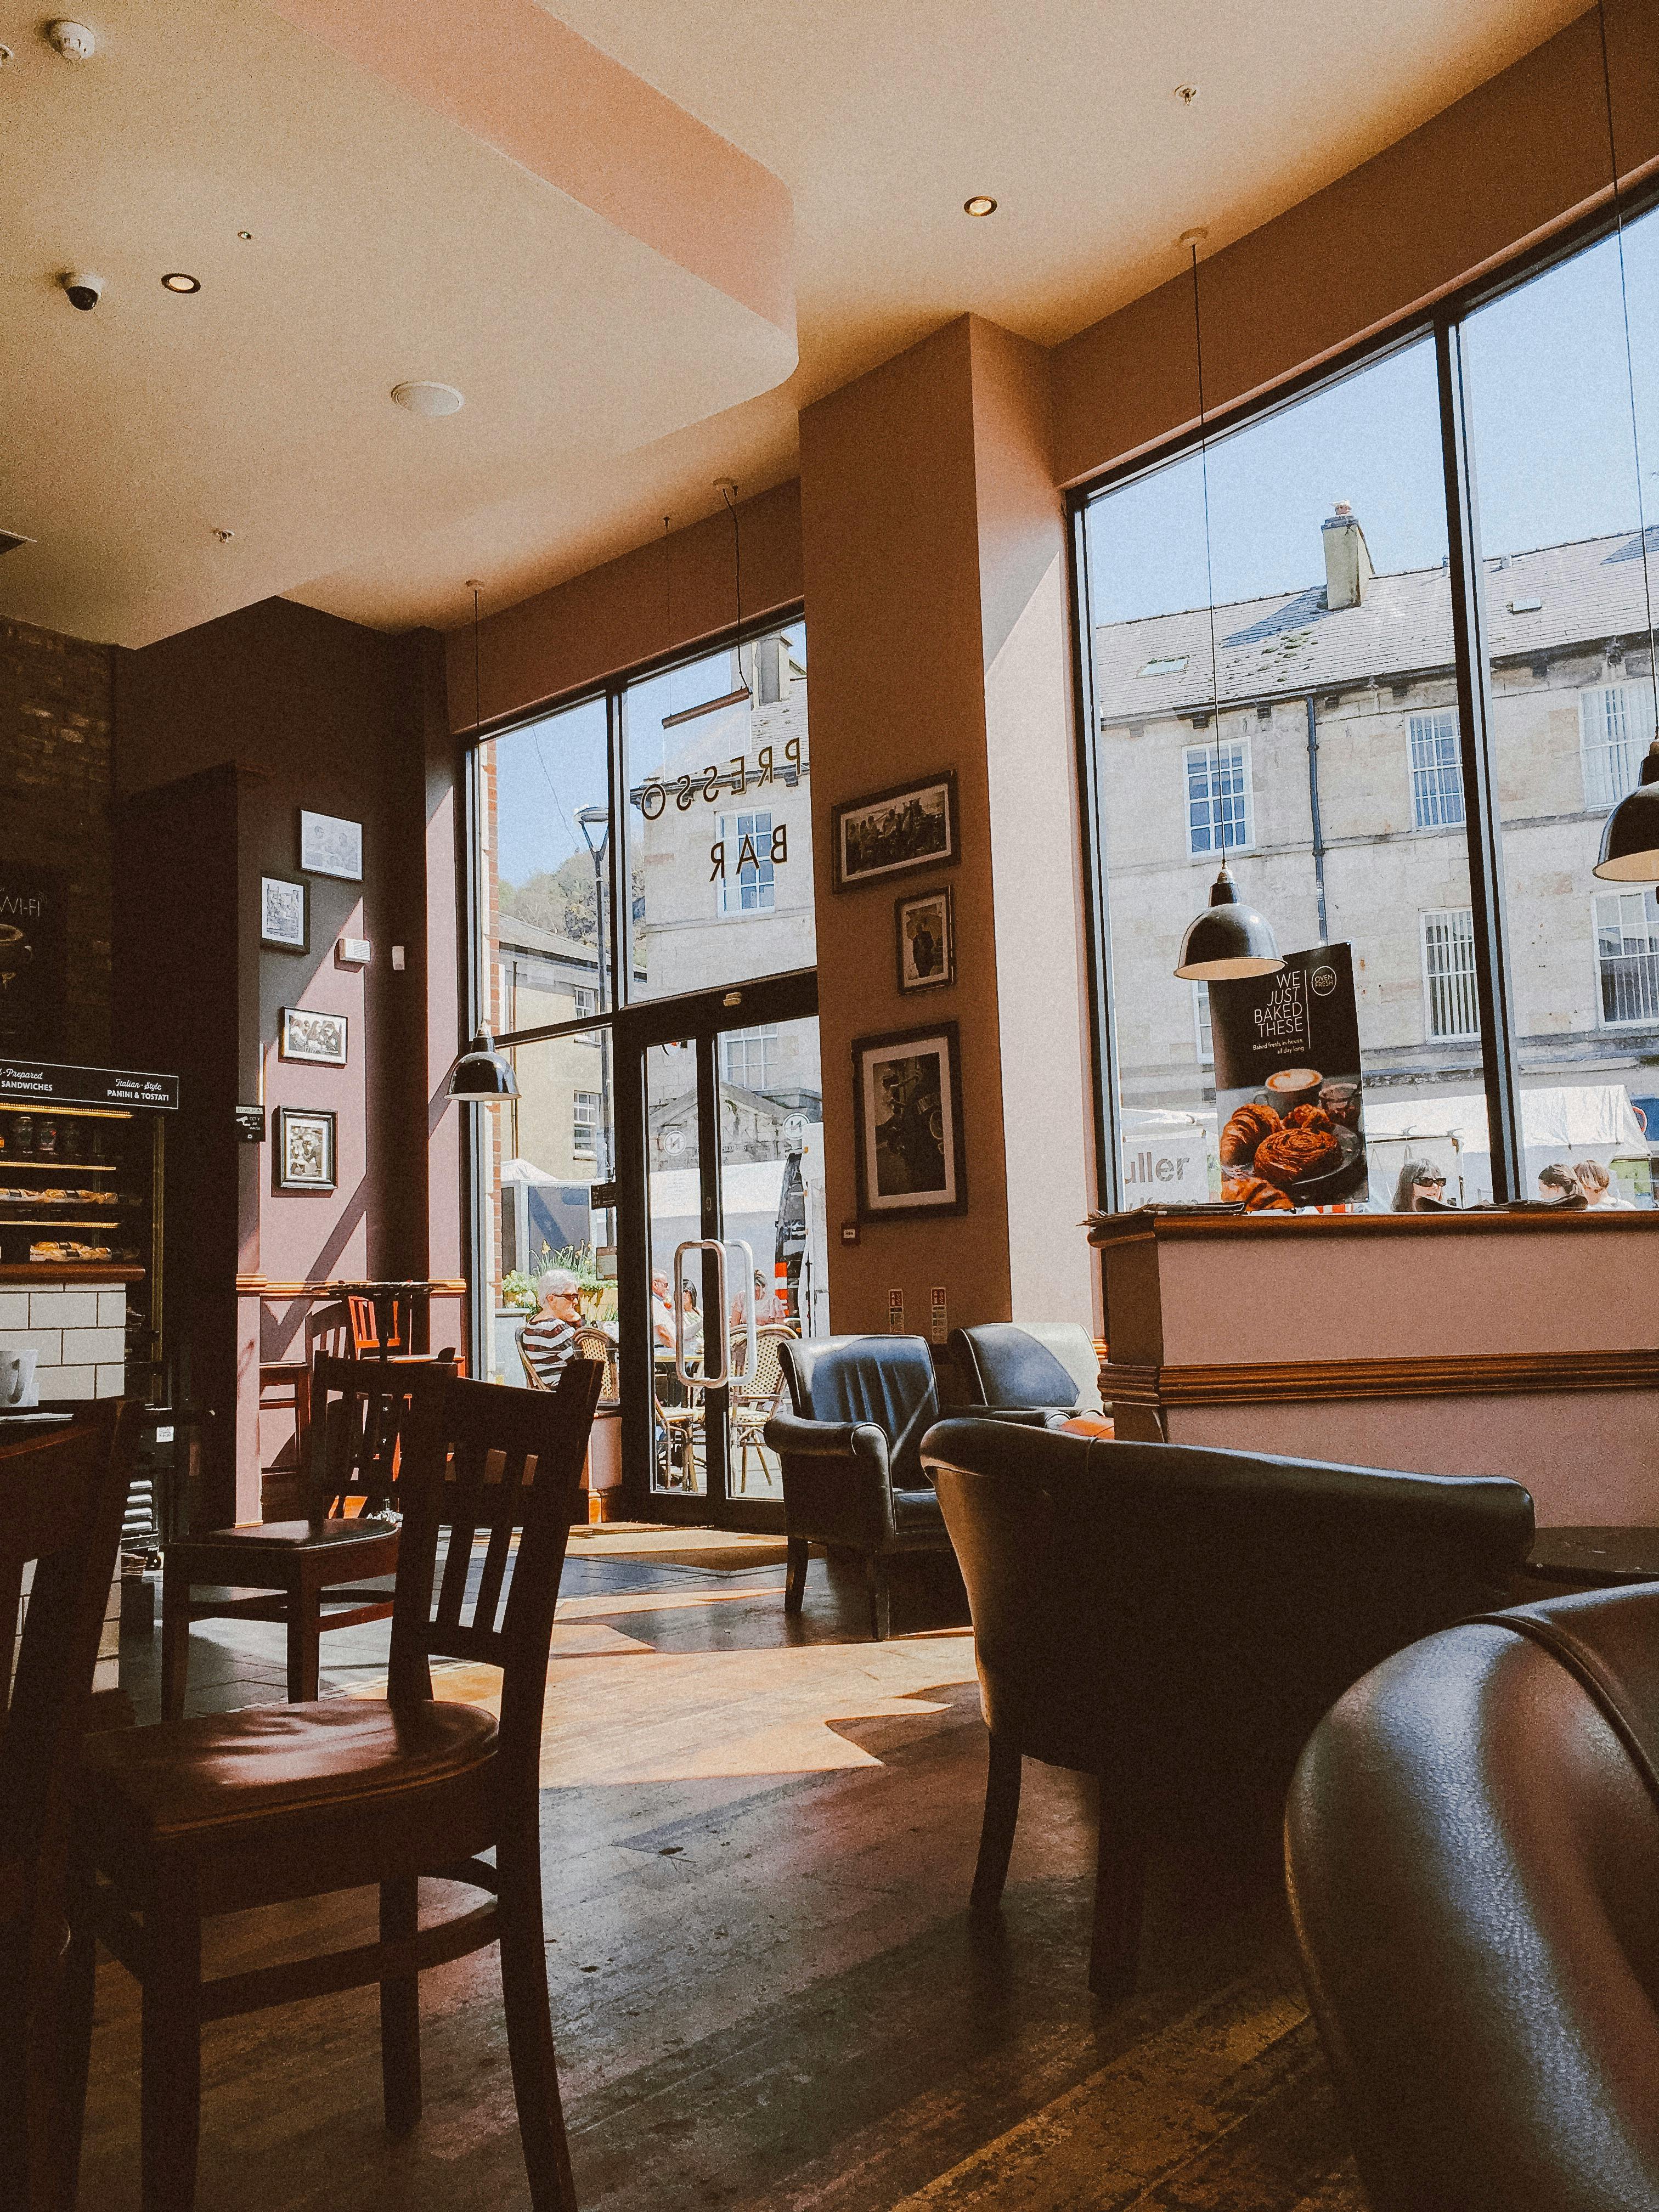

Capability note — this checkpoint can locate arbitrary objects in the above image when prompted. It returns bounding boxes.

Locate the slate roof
[1095,526,1659,723]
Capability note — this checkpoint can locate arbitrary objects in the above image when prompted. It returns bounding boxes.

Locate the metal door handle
[673,1239,729,1386]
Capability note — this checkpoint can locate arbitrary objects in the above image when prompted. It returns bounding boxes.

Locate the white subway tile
[95,1363,125,1397]
[30,1291,100,1329]
[52,1365,97,1401]
[97,1291,126,1327]
[63,1328,125,1364]
[0,1294,28,1330]
[0,1329,61,1364]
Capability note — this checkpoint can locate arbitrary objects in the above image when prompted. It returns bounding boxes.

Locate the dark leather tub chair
[1288,1584,1659,2212]
[922,1417,1534,1997]
[764,1334,955,1639]
[948,1322,1104,1424]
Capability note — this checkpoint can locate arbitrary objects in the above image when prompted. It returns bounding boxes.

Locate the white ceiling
[3,0,1588,646]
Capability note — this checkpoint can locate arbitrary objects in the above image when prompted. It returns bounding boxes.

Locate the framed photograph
[260,875,307,952]
[833,770,958,890]
[895,884,955,993]
[274,1106,336,1193]
[852,1021,967,1221]
[278,1006,348,1066]
[298,809,363,882]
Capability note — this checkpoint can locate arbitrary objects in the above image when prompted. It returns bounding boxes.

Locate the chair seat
[174,1516,398,1553]
[80,1697,498,1843]
[891,1485,946,1533]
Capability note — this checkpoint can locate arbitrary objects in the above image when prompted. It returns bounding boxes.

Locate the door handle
[673,1239,730,1386]
[724,1238,757,1383]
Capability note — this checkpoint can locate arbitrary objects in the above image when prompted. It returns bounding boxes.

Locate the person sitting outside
[1391,1159,1451,1212]
[730,1269,787,1331]
[1537,1163,1587,1207]
[1576,1157,1635,1209]
[520,1268,583,1388]
[650,1271,677,1353]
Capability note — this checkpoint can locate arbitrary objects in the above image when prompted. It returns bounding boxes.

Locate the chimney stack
[1322,501,1373,610]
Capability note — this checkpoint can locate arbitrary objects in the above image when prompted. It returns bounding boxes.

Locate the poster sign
[0,864,67,1056]
[0,1059,179,1111]
[1210,945,1365,1206]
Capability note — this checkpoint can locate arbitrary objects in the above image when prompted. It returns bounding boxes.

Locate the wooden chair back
[0,1403,139,2206]
[387,1365,602,1776]
[516,1336,549,1391]
[309,1350,456,1518]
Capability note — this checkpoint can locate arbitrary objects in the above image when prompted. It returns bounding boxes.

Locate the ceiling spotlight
[161,272,200,294]
[236,229,253,241]
[963,195,998,218]
[212,528,235,542]
[45,18,95,61]
[391,380,464,417]
[1174,82,1199,105]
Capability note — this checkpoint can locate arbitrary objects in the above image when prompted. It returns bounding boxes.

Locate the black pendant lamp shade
[448,1026,518,1101]
[1175,866,1284,980]
[1594,737,1659,880]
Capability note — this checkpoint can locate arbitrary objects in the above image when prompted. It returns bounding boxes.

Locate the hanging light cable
[1592,0,1659,879]
[659,479,754,729]
[1172,230,1284,979]
[449,578,518,1101]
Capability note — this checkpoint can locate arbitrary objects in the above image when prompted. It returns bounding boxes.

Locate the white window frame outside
[1407,708,1465,830]
[721,1023,778,1092]
[1580,680,1647,812]
[1593,888,1659,1028]
[572,1090,600,1155]
[1420,907,1481,1042]
[716,809,777,916]
[1192,981,1212,1068]
[570,984,598,1018]
[1183,738,1253,859]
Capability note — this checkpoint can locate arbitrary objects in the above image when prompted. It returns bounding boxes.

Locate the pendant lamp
[1589,1,1659,882]
[1172,230,1283,981]
[448,581,519,1104]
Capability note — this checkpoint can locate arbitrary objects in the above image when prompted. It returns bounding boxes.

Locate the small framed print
[852,1020,967,1222]
[275,1106,336,1193]
[298,809,363,882]
[833,770,958,890]
[895,885,955,993]
[261,875,307,952]
[279,1007,348,1066]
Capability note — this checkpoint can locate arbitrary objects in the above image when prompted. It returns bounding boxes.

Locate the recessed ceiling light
[391,380,464,417]
[236,229,253,242]
[161,272,200,294]
[1174,83,1199,105]
[963,195,997,218]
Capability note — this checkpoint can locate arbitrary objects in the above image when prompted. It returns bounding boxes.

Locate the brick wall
[0,615,115,1063]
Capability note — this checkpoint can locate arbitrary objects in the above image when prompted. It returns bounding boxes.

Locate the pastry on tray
[1284,1103,1335,1134]
[1219,1101,1280,1165]
[1254,1125,1341,1191]
[1220,1174,1294,1212]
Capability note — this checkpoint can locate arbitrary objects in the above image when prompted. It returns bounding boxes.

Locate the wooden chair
[160,1351,455,1717]
[0,1402,141,2212]
[67,1361,604,2212]
[730,1324,793,1493]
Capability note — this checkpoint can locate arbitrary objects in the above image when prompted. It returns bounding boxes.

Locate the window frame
[1407,707,1466,832]
[1419,907,1481,1043]
[1182,736,1254,859]
[1593,887,1659,1030]
[1579,679,1646,814]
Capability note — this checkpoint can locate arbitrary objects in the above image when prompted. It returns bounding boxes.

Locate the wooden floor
[80,1530,1365,2211]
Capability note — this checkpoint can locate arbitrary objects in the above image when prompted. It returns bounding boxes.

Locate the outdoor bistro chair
[0,1402,140,2212]
[922,1417,1535,1996]
[730,1323,793,1493]
[66,1362,604,2212]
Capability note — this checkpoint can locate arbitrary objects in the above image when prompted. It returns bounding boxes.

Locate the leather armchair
[922,1416,1534,1997]
[949,1322,1103,1423]
[765,1334,955,1639]
[1287,1585,1659,2212]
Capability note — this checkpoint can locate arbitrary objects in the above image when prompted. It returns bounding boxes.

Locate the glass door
[623,972,824,1528]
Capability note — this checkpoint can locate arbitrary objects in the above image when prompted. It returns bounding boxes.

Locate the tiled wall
[0,1280,127,1398]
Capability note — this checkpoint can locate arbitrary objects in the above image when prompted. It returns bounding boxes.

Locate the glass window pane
[1085,335,1480,1207]
[646,1040,706,1496]
[623,623,812,998]
[1464,206,1659,1202]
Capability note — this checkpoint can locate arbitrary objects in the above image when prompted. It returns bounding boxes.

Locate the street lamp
[575,805,612,1181]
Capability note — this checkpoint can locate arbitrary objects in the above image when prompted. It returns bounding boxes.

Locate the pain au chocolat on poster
[1210,947,1368,1206]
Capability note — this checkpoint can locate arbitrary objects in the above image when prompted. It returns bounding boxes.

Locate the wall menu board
[0,864,67,1055]
[1210,944,1367,1206]
[0,1059,179,1111]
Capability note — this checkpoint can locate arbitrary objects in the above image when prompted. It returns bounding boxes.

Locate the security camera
[60,272,104,311]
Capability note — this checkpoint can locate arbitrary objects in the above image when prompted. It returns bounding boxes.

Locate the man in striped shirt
[520,1268,582,1389]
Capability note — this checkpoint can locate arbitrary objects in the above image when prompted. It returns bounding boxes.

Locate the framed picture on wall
[279,1007,348,1066]
[851,1020,967,1221]
[275,1106,336,1192]
[833,770,958,889]
[260,875,308,952]
[895,884,955,992]
[298,809,363,882]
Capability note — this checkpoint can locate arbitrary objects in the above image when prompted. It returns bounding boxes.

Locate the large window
[1077,194,1659,1209]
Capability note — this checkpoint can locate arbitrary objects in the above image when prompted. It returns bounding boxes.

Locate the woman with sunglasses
[1391,1158,1451,1212]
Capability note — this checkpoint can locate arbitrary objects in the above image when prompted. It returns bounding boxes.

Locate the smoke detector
[391,380,464,417]
[46,19,97,61]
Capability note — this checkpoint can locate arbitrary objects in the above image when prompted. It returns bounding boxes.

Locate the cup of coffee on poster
[1210,945,1366,1210]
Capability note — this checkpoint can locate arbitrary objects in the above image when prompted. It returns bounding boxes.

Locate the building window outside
[1408,710,1464,829]
[573,1091,600,1155]
[1580,681,1646,811]
[716,810,776,915]
[1595,890,1659,1026]
[571,984,598,1018]
[1192,983,1212,1068]
[1421,909,1481,1041]
[722,1023,778,1091]
[1184,741,1252,857]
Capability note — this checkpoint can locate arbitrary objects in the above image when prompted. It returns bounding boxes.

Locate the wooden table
[1524,1526,1659,1587]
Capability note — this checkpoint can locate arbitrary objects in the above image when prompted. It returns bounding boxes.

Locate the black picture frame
[833,770,959,890]
[274,1105,336,1192]
[278,1007,348,1066]
[851,1019,967,1222]
[259,874,308,952]
[894,884,955,993]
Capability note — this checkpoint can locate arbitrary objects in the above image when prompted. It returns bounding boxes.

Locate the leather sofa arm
[764,1407,890,1470]
[938,1404,1064,1427]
